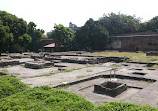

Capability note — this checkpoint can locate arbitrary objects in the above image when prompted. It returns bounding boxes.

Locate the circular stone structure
[25,61,54,69]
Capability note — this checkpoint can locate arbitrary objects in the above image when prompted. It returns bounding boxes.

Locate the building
[41,39,55,52]
[44,43,55,52]
[108,32,158,51]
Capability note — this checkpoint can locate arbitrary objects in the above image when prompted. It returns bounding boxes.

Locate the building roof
[44,43,55,48]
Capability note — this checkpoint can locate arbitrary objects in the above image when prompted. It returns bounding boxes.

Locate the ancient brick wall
[108,34,158,51]
[120,36,158,51]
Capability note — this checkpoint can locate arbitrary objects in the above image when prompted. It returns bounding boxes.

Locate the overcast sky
[0,0,158,33]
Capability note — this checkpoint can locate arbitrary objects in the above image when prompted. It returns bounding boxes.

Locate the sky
[0,0,158,33]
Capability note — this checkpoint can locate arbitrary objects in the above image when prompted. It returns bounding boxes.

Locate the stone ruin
[0,60,19,67]
[94,68,127,97]
[25,60,54,69]
[94,81,127,96]
[10,54,30,59]
[146,51,158,56]
[45,54,129,64]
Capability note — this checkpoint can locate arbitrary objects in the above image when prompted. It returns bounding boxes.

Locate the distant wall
[107,38,121,50]
[108,34,158,51]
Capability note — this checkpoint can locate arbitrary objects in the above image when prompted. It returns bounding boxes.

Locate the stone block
[94,81,127,96]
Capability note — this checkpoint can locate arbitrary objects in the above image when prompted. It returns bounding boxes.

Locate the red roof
[44,43,55,48]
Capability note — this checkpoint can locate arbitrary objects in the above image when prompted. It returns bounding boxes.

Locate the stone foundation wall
[109,35,158,51]
[0,60,19,67]
[94,81,127,96]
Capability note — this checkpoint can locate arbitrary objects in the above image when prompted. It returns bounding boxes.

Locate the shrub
[93,102,158,111]
[0,86,94,111]
[0,76,29,99]
[0,76,157,111]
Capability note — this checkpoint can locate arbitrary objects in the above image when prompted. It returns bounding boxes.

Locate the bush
[93,102,158,111]
[0,76,29,99]
[0,86,94,111]
[0,76,157,111]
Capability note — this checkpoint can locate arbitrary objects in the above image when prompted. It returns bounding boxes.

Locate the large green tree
[0,24,13,55]
[0,11,31,53]
[18,34,32,47]
[146,16,158,31]
[75,18,109,51]
[27,22,46,52]
[99,13,141,35]
[0,11,28,43]
[48,24,74,51]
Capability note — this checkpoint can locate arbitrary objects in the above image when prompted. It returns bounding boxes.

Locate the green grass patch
[32,68,83,78]
[76,75,89,79]
[111,64,120,68]
[0,86,94,111]
[32,73,57,77]
[0,76,29,99]
[87,69,93,72]
[87,51,158,63]
[62,68,82,73]
[93,102,158,111]
[56,85,70,90]
[152,65,158,69]
[1,69,9,73]
[0,76,157,111]
[11,73,20,75]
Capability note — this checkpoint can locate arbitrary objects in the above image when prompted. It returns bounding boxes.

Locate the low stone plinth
[0,60,19,67]
[31,54,44,59]
[25,61,54,69]
[146,51,158,56]
[94,81,127,96]
[10,54,30,59]
[107,56,129,63]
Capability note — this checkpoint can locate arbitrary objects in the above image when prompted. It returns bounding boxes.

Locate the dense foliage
[48,24,74,51]
[1,10,158,52]
[75,18,109,51]
[26,22,46,52]
[0,76,157,111]
[0,11,29,54]
[93,102,158,111]
[0,85,94,111]
[0,24,13,55]
[0,11,46,53]
[0,76,29,99]
[99,13,141,35]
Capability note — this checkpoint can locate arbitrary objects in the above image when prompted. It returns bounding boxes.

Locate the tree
[18,34,32,47]
[0,11,28,43]
[146,16,158,31]
[49,24,74,51]
[99,13,141,35]
[75,18,109,51]
[0,11,29,53]
[0,25,13,55]
[27,22,45,52]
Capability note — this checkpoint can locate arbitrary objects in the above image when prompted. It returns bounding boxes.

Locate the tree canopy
[0,11,31,53]
[48,24,74,51]
[75,18,109,51]
[99,13,141,35]
[1,11,158,53]
[26,22,46,52]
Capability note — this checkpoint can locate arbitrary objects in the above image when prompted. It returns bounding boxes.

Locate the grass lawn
[87,51,158,63]
[0,76,158,111]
